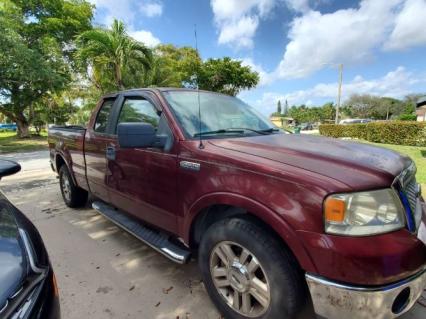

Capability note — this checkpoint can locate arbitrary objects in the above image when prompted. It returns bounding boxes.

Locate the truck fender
[54,152,78,186]
[184,192,317,273]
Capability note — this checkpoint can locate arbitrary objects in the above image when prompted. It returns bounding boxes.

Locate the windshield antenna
[194,24,204,149]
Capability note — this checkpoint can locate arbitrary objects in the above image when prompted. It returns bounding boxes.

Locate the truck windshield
[163,90,278,138]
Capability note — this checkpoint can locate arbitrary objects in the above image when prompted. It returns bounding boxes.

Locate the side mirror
[0,160,21,180]
[117,122,167,149]
[117,123,156,148]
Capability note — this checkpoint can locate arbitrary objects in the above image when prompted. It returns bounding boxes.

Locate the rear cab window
[94,99,115,133]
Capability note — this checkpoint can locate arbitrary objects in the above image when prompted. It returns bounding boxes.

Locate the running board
[92,201,191,264]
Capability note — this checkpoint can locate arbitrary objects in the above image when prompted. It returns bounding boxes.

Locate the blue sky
[89,0,426,115]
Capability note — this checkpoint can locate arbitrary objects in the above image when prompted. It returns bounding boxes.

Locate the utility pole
[335,63,343,124]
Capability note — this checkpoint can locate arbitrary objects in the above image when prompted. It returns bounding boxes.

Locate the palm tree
[141,55,182,87]
[76,19,152,91]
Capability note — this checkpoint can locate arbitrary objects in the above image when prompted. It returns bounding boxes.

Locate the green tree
[345,94,382,119]
[344,94,414,120]
[320,102,336,121]
[76,19,152,92]
[401,94,425,116]
[286,103,336,124]
[0,0,93,137]
[141,55,181,87]
[277,100,282,114]
[147,44,201,87]
[197,57,259,96]
[283,100,289,116]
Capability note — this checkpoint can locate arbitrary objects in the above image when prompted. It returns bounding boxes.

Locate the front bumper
[306,267,426,319]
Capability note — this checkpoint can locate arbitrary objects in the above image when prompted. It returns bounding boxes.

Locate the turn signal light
[52,272,59,297]
[324,197,345,223]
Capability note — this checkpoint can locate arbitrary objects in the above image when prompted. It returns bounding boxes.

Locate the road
[0,150,424,319]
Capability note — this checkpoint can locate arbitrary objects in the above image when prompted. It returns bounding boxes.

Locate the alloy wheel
[209,241,271,317]
[61,173,71,202]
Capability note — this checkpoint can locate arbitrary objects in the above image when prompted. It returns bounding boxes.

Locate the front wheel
[198,218,306,319]
[59,165,88,208]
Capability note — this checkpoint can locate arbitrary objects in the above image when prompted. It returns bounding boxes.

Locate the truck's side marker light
[324,198,345,223]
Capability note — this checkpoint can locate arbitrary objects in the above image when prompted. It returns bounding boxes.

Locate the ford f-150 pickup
[48,88,426,319]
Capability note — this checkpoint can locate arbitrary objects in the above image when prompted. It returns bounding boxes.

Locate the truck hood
[209,133,412,189]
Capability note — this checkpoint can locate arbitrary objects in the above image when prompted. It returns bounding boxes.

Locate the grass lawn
[0,131,48,154]
[365,142,426,196]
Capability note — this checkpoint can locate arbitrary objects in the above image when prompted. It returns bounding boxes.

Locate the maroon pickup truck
[48,88,426,319]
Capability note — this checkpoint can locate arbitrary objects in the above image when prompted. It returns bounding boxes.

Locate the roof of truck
[102,87,223,99]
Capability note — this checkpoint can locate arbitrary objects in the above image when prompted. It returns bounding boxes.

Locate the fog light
[391,287,410,314]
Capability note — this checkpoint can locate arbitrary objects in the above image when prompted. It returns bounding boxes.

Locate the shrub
[319,121,426,146]
[398,114,417,121]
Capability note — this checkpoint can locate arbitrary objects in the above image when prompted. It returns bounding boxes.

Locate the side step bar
[92,201,191,264]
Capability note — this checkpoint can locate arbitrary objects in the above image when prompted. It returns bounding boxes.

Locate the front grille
[396,163,421,232]
[403,175,418,213]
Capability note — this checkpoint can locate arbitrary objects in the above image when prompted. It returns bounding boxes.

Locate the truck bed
[48,125,88,191]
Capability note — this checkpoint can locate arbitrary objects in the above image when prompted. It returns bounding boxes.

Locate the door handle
[106,145,116,161]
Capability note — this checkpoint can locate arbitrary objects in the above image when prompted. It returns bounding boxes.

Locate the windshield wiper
[230,127,280,135]
[193,129,245,137]
[193,127,280,137]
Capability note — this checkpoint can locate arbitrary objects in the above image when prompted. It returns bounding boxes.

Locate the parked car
[48,88,426,319]
[339,118,373,124]
[0,159,60,319]
[299,122,314,130]
[0,123,17,131]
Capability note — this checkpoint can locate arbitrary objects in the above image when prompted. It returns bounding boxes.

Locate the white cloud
[140,1,163,17]
[89,0,161,47]
[239,57,273,86]
[384,0,426,50]
[285,0,311,13]
[89,0,135,25]
[129,30,161,47]
[275,0,426,79]
[90,0,163,26]
[276,0,404,79]
[210,0,276,49]
[248,66,425,115]
[218,16,259,49]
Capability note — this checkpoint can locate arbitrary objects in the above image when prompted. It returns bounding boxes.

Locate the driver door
[106,93,179,233]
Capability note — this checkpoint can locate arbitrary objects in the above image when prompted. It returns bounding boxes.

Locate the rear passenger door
[84,97,117,202]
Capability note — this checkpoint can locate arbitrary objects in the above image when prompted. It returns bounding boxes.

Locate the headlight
[324,189,405,236]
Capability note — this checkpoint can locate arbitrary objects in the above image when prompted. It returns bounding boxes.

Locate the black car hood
[0,195,27,310]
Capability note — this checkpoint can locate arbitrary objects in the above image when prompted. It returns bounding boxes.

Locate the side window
[117,98,160,131]
[94,99,115,133]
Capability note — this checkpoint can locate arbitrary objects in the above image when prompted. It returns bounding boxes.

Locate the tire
[199,217,306,319]
[59,165,88,208]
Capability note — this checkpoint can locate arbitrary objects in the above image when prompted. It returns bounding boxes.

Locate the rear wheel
[59,165,88,208]
[199,217,306,319]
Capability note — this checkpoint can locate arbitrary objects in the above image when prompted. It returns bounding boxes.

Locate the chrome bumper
[306,268,426,319]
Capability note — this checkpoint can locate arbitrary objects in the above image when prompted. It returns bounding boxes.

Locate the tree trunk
[115,63,124,90]
[16,114,31,138]
[0,107,29,137]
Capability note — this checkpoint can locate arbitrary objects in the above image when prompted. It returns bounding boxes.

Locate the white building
[416,97,426,122]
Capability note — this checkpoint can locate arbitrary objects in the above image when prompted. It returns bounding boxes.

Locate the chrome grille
[396,162,421,231]
[403,175,418,213]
